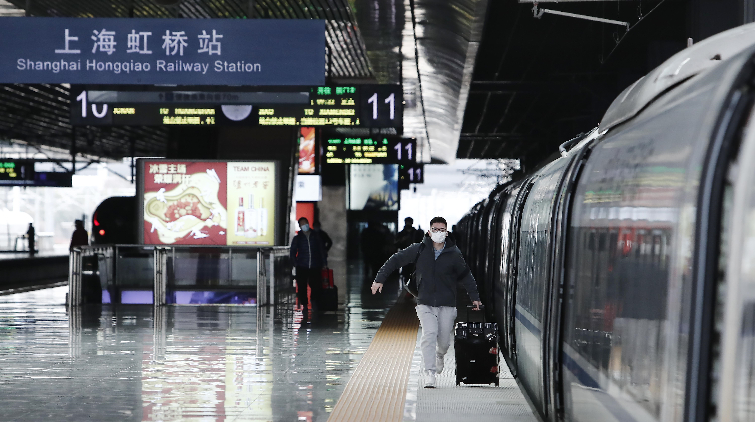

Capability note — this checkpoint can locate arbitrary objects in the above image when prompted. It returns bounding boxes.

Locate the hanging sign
[399,163,424,189]
[325,136,416,164]
[0,18,325,85]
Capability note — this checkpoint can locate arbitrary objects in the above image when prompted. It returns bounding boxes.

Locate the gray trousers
[416,304,457,372]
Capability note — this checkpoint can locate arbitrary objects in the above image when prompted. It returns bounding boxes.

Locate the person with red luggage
[290,217,328,310]
[371,216,482,388]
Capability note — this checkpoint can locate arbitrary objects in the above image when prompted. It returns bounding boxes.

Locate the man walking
[290,217,328,310]
[371,216,482,388]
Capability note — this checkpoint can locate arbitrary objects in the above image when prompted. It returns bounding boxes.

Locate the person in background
[395,217,418,250]
[371,216,482,388]
[312,220,333,253]
[360,221,385,279]
[70,220,89,252]
[290,217,328,310]
[26,223,35,256]
[394,217,419,287]
[379,222,396,265]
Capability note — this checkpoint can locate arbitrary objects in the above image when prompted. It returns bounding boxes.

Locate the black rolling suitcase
[455,305,499,386]
[319,268,338,312]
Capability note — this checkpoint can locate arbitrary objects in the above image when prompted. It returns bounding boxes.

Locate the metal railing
[68,244,290,307]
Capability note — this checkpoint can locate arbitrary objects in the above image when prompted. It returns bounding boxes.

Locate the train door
[496,183,525,372]
[716,103,755,422]
[545,144,593,421]
[483,190,508,321]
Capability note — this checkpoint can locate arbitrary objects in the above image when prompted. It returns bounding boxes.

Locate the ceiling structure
[459,0,749,169]
[0,0,490,165]
[1,0,749,168]
[353,0,489,163]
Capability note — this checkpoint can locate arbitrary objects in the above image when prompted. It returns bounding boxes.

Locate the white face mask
[430,230,447,243]
[300,224,310,232]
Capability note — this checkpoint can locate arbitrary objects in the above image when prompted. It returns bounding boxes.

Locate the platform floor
[0,250,66,260]
[0,261,539,421]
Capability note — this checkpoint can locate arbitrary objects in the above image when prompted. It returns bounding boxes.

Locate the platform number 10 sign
[362,85,403,128]
[70,87,113,125]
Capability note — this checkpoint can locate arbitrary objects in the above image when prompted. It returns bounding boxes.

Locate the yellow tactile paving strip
[328,295,420,422]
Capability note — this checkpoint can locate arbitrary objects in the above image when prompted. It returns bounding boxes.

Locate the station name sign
[0,18,325,85]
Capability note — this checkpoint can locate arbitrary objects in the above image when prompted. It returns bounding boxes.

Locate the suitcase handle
[466,305,485,322]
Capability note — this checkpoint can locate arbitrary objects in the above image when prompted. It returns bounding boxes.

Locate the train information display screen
[138,159,276,246]
[0,160,35,186]
[399,163,424,190]
[70,85,402,128]
[324,136,416,164]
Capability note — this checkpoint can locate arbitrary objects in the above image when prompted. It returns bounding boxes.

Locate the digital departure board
[324,136,416,164]
[0,160,35,186]
[399,164,424,190]
[70,85,402,128]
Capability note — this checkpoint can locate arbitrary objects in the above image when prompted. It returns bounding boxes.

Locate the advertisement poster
[141,160,275,246]
[226,162,275,246]
[298,127,316,174]
[349,164,399,211]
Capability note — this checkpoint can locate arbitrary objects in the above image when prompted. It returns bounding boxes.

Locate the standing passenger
[290,217,328,310]
[360,221,385,278]
[26,223,35,256]
[395,217,418,250]
[371,216,482,388]
[69,220,89,252]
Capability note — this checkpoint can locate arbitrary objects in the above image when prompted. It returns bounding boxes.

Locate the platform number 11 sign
[399,164,424,190]
[362,85,403,128]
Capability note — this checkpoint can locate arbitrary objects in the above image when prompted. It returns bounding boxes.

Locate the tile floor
[0,261,399,422]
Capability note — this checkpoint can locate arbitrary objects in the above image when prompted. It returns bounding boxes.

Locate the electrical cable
[601,0,669,64]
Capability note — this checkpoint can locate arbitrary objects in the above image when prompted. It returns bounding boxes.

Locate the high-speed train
[456,24,755,422]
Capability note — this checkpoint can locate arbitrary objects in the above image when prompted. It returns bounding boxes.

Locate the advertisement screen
[348,164,399,211]
[140,160,275,246]
[294,175,322,202]
[298,127,316,174]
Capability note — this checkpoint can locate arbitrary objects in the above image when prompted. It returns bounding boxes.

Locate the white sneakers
[424,370,436,388]
[436,355,445,374]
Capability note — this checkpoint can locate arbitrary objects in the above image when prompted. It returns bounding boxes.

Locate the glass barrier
[69,245,290,307]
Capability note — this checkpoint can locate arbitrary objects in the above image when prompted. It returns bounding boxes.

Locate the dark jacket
[290,230,328,268]
[70,228,89,252]
[374,235,480,307]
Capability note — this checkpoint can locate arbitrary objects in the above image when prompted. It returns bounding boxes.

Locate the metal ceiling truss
[0,83,168,159]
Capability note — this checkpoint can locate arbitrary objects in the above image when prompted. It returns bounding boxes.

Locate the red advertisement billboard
[298,127,316,174]
[140,160,276,246]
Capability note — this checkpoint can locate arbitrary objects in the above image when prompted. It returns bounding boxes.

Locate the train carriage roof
[600,23,755,134]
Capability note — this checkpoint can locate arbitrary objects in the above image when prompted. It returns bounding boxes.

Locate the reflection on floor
[0,260,399,422]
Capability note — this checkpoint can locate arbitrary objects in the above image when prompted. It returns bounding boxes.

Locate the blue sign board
[0,18,325,86]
